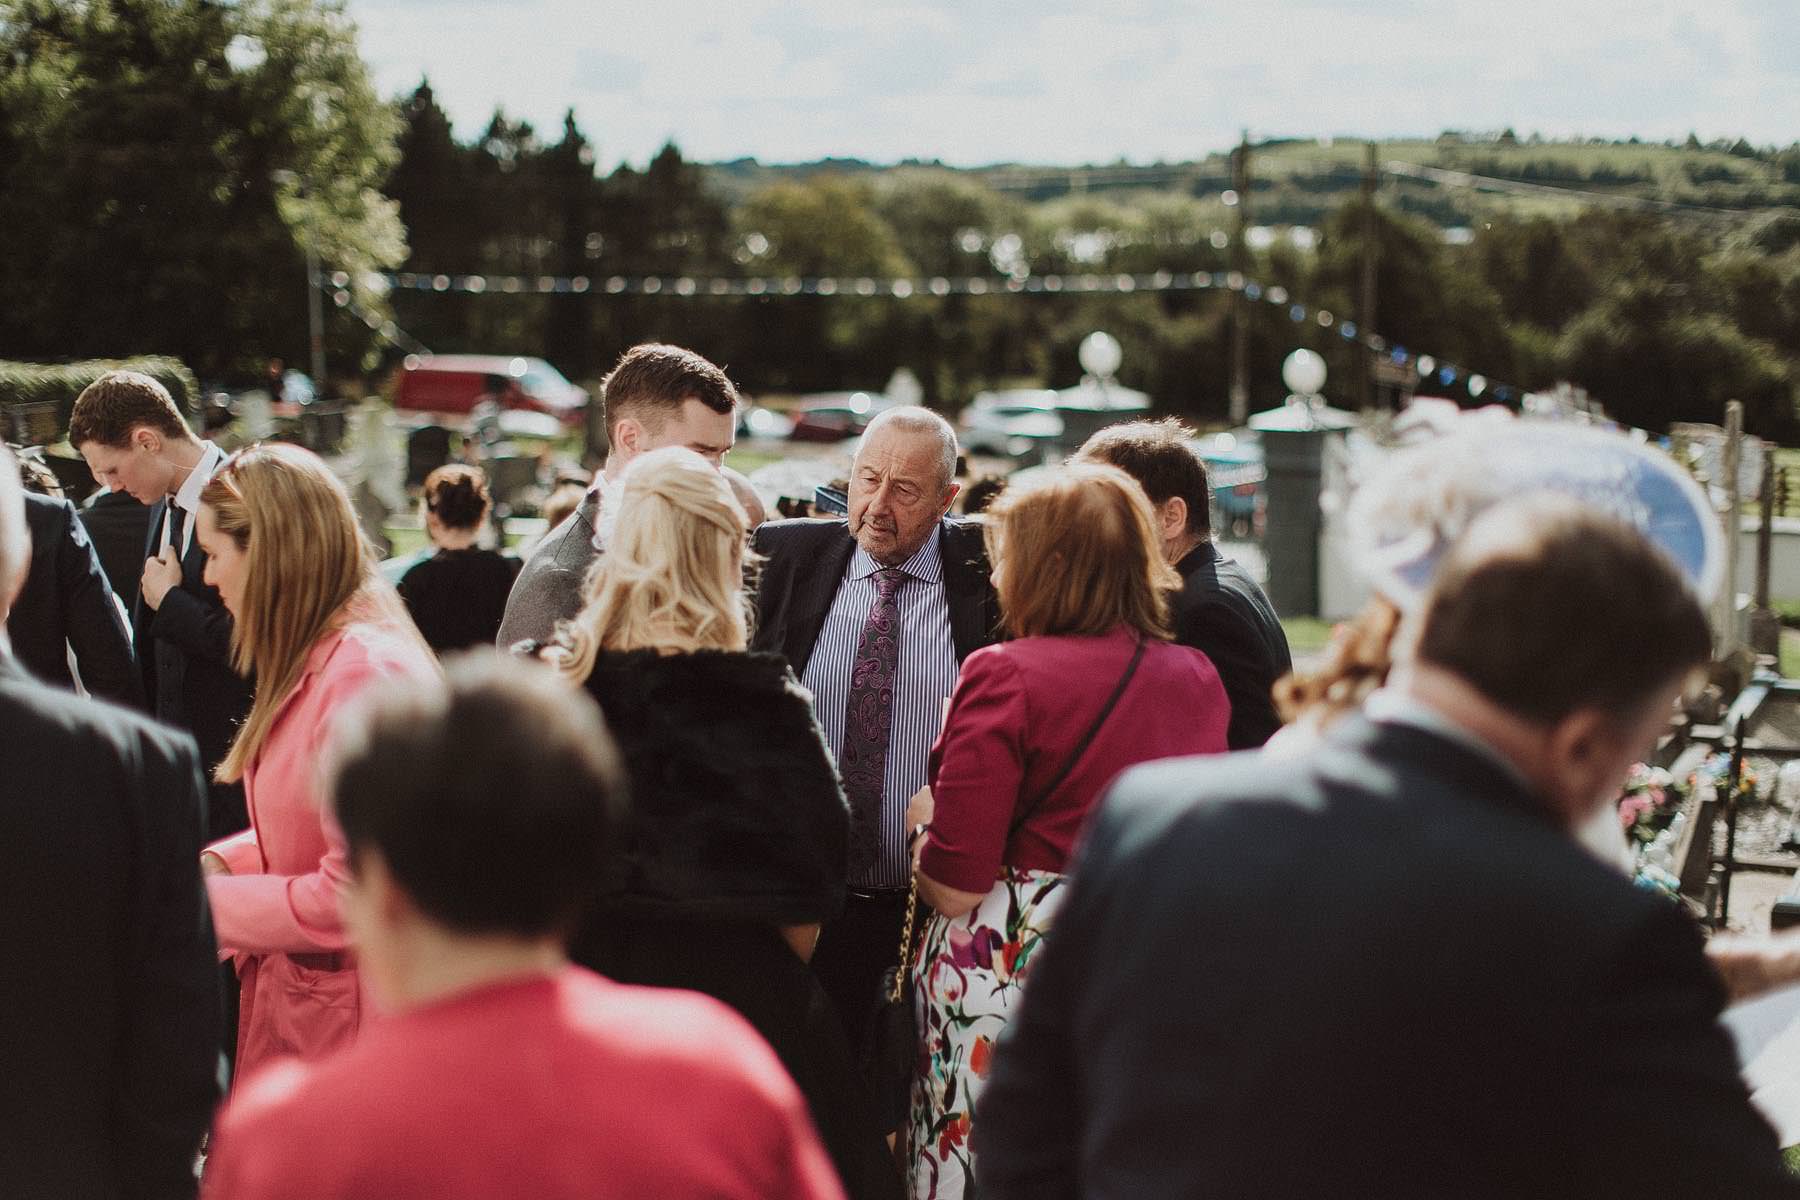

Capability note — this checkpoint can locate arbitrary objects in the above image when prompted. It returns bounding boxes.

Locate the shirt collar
[172,442,225,515]
[848,523,943,584]
[1363,686,1533,795]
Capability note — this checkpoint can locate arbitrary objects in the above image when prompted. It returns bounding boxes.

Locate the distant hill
[703,134,1800,230]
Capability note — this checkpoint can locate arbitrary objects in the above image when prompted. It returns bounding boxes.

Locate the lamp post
[272,169,327,393]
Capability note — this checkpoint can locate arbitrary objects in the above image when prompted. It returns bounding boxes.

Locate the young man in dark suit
[975,498,1800,1198]
[7,485,142,706]
[1076,418,1291,749]
[752,406,999,1049]
[0,448,221,1200]
[70,370,253,841]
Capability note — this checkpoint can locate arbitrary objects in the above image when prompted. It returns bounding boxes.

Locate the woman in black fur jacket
[540,446,901,1200]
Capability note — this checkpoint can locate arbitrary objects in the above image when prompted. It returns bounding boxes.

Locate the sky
[346,0,1800,170]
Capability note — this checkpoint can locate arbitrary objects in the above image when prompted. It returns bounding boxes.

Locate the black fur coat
[578,649,849,926]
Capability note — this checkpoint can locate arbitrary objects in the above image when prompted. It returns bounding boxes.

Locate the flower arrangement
[1616,763,1686,845]
[1688,753,1759,806]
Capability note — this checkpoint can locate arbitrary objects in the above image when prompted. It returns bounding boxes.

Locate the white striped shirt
[802,528,961,889]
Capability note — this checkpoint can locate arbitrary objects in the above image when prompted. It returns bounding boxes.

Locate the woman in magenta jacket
[195,444,438,1082]
[906,463,1231,1198]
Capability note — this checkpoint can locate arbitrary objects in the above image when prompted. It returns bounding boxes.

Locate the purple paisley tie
[840,567,905,876]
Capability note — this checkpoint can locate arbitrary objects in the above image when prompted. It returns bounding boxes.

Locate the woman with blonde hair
[907,463,1231,1199]
[196,443,437,1082]
[540,445,898,1199]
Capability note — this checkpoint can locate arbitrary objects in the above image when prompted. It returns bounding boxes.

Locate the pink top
[205,613,437,956]
[203,968,846,1200]
[920,625,1230,893]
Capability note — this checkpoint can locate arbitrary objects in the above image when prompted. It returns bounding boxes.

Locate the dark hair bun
[424,464,490,530]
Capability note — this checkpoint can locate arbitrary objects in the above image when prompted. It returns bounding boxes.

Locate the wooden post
[1750,441,1782,659]
[1718,401,1744,656]
[1358,142,1380,411]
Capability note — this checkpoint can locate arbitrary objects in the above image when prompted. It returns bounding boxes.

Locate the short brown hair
[422,464,491,530]
[1417,497,1712,723]
[987,463,1180,641]
[1073,418,1211,538]
[68,370,193,449]
[600,343,738,436]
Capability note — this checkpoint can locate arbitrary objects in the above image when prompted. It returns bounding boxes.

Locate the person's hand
[1707,931,1800,1003]
[142,547,182,610]
[200,851,231,877]
[906,785,934,831]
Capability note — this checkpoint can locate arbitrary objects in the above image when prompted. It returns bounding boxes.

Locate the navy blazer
[749,517,999,675]
[0,652,220,1198]
[7,492,142,708]
[974,715,1800,1199]
[132,498,255,840]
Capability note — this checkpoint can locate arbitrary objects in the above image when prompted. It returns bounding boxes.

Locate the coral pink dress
[205,607,436,1081]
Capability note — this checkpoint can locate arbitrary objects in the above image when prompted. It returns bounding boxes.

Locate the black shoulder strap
[1008,636,1147,839]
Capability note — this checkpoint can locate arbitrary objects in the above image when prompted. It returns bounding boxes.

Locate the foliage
[0,0,404,384]
[0,355,201,440]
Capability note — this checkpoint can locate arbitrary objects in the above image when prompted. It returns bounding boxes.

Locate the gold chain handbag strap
[887,880,920,1004]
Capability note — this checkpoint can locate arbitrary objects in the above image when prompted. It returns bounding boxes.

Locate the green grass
[1281,616,1335,658]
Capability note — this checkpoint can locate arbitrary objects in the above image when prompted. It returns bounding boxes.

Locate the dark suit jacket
[78,487,155,614]
[749,517,999,674]
[975,715,1800,1199]
[7,493,143,707]
[496,491,599,650]
[133,499,254,840]
[1171,541,1292,750]
[0,653,221,1200]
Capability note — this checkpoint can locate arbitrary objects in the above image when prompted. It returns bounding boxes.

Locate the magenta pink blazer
[205,608,437,1079]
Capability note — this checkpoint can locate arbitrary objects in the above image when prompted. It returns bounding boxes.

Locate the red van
[390,354,587,425]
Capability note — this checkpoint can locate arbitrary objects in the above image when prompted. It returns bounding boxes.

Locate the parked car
[787,391,893,442]
[737,404,795,440]
[958,388,1064,457]
[390,354,587,426]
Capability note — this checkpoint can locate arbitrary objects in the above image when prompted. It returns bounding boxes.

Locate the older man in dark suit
[0,448,221,1200]
[7,487,142,706]
[753,406,999,1047]
[976,498,1800,1198]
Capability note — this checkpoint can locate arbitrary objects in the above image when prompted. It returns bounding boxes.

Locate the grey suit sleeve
[117,728,221,1200]
[51,499,144,709]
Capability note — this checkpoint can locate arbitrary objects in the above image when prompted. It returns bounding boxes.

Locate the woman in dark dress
[541,446,900,1200]
[397,465,520,652]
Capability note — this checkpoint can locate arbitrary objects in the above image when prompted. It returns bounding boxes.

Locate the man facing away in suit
[974,496,1800,1199]
[496,343,740,650]
[0,447,221,1200]
[70,370,254,842]
[752,406,1000,1048]
[1074,417,1291,749]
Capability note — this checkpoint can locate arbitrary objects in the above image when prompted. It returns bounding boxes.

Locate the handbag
[860,635,1148,1132]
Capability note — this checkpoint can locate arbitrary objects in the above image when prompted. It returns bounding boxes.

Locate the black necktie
[166,505,186,558]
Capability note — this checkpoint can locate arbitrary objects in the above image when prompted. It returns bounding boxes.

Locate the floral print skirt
[907,866,1069,1200]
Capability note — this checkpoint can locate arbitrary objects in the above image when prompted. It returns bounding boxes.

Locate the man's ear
[611,418,642,458]
[1543,707,1617,823]
[131,426,161,456]
[1159,496,1188,541]
[939,481,962,517]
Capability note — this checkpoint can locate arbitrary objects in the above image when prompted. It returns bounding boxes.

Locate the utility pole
[1228,131,1251,426]
[1358,141,1380,411]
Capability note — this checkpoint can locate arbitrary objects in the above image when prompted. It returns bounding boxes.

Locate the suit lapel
[786,526,856,676]
[940,521,995,661]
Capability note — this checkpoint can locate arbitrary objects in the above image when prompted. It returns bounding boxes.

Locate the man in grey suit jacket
[497,343,739,650]
[0,449,221,1200]
[976,498,1800,1198]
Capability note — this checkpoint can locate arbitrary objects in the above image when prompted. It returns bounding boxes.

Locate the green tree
[0,0,404,382]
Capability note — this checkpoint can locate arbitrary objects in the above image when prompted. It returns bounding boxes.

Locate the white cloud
[347,0,1800,167]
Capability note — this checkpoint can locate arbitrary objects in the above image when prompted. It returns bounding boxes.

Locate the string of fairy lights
[324,265,1522,405]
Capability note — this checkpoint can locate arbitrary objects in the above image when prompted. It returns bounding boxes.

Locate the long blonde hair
[202,443,399,782]
[555,447,754,680]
